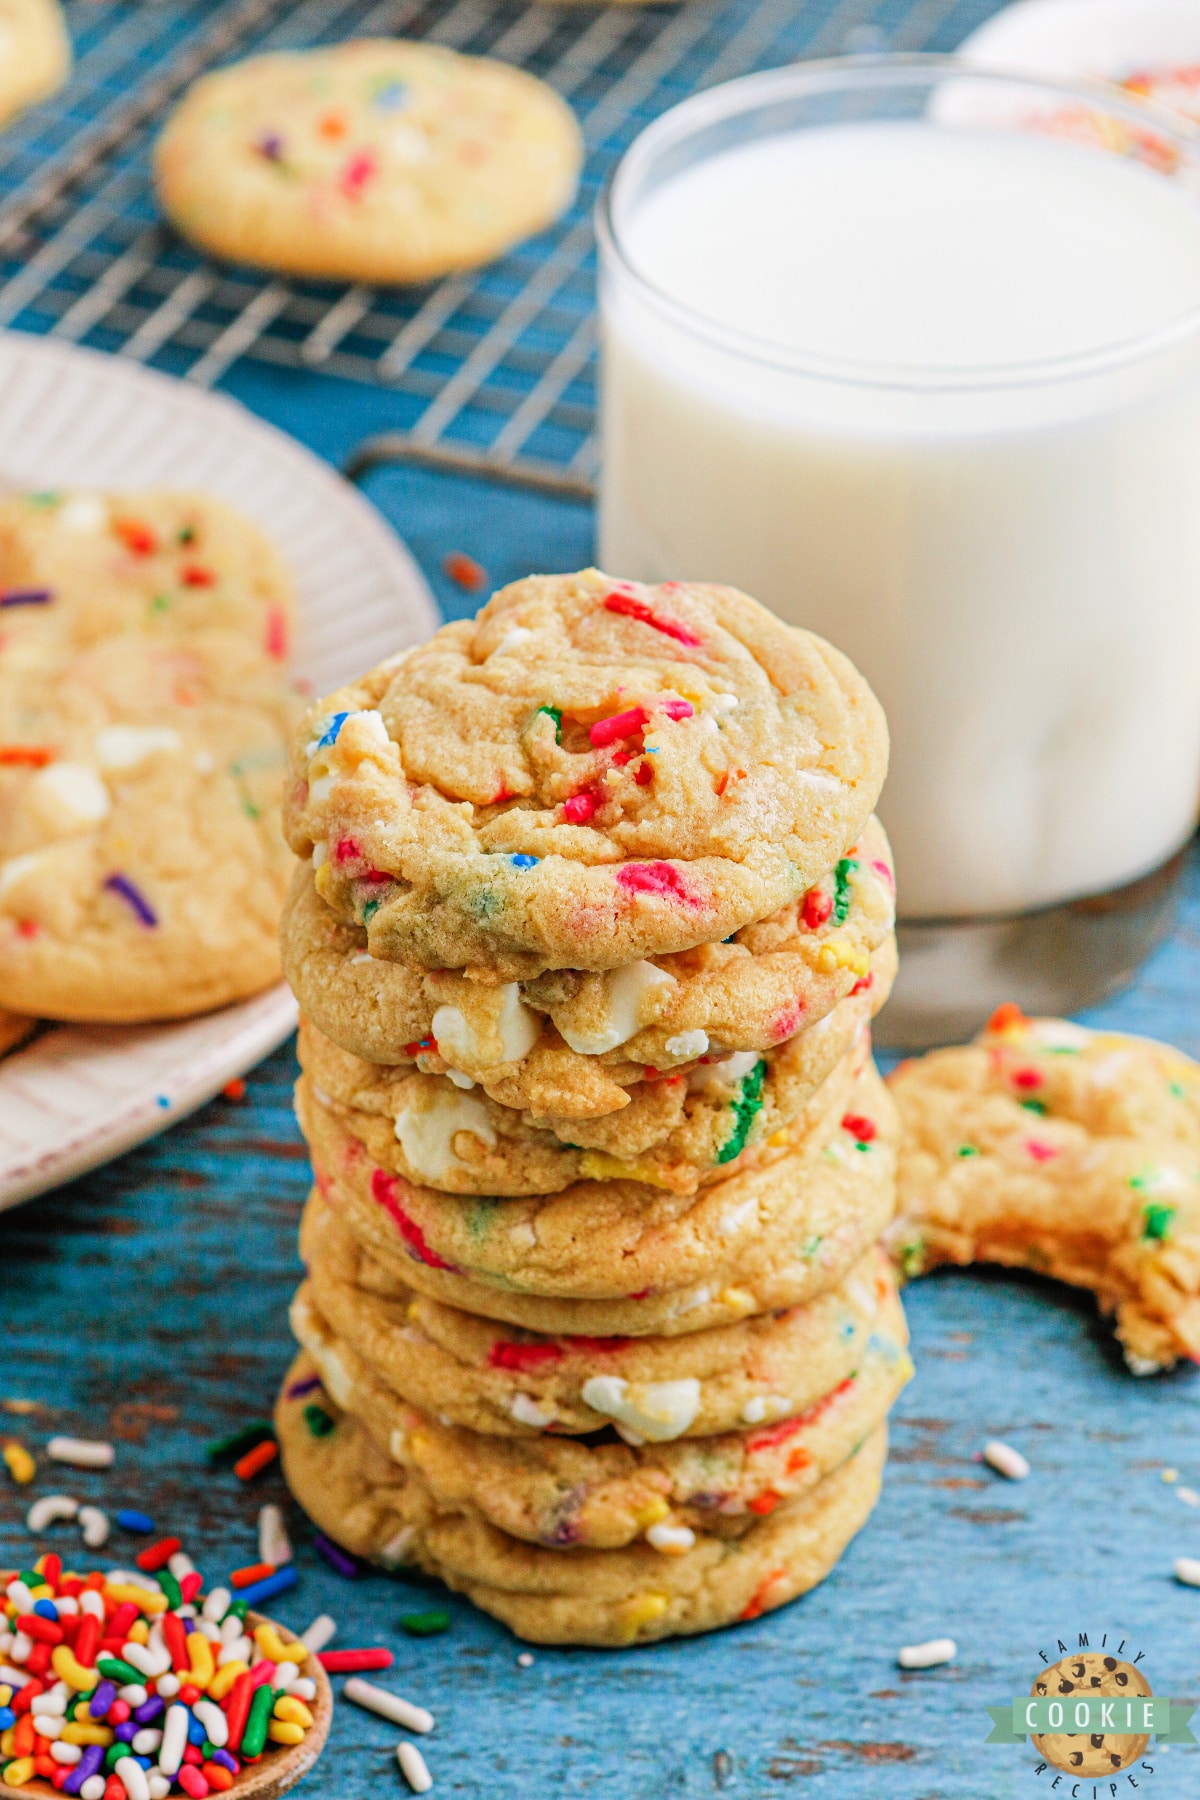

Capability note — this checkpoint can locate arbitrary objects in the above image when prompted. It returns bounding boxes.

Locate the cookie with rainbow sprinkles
[284,569,888,979]
[154,40,583,285]
[887,1006,1200,1373]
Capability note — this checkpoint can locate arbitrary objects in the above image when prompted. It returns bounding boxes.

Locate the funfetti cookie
[0,490,295,665]
[281,816,896,1108]
[285,570,889,979]
[277,1354,889,1647]
[297,1192,899,1441]
[887,1007,1200,1373]
[0,1006,33,1057]
[0,630,300,1020]
[0,0,69,129]
[154,40,584,284]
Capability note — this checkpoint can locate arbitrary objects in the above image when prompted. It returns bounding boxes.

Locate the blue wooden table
[6,2,1200,1789]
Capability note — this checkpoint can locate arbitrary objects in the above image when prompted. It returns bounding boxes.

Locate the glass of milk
[597,58,1200,1045]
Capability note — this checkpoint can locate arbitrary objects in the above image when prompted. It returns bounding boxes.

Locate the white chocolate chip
[741,1395,791,1426]
[510,1393,556,1429]
[664,1029,708,1061]
[580,1376,700,1443]
[432,982,538,1069]
[646,1522,695,1555]
[557,961,677,1056]
[57,494,107,533]
[491,628,532,657]
[95,726,182,770]
[0,849,48,900]
[395,1090,497,1182]
[688,1050,760,1093]
[445,1068,477,1090]
[31,763,111,826]
[312,842,328,869]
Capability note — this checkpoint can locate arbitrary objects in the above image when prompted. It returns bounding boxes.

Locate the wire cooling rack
[0,0,1000,494]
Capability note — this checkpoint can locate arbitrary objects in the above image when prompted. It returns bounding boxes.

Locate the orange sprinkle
[987,1002,1027,1034]
[15,920,39,939]
[222,1078,247,1101]
[233,1438,278,1481]
[230,1560,275,1588]
[113,518,158,556]
[443,552,486,591]
[747,1490,782,1516]
[317,110,348,139]
[739,1567,787,1622]
[0,745,56,767]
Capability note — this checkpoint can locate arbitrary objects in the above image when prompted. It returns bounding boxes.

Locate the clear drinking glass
[597,56,1200,1046]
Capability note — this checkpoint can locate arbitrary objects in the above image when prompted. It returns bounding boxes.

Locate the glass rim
[596,52,1200,393]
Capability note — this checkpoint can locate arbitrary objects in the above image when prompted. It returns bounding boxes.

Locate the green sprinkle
[1129,1168,1156,1192]
[18,1569,42,1587]
[468,887,502,920]
[833,858,858,924]
[304,1403,335,1437]
[533,704,563,743]
[1142,1202,1176,1242]
[206,1420,274,1462]
[225,1597,249,1623]
[853,1139,872,1152]
[956,1144,980,1158]
[800,1234,823,1262]
[240,1682,276,1759]
[716,1059,767,1164]
[178,525,196,544]
[27,491,60,507]
[156,1569,182,1610]
[149,593,172,613]
[401,1609,451,1637]
[898,1238,926,1279]
[104,1743,127,1774]
[200,1740,216,1761]
[361,898,382,924]
[1170,1081,1188,1100]
[1019,1098,1047,1115]
[241,798,261,820]
[97,1656,142,1686]
[467,1198,499,1240]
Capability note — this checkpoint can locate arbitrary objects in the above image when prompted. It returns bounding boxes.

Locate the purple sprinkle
[313,1530,359,1579]
[285,1374,323,1399]
[0,587,52,607]
[89,1680,117,1717]
[256,131,284,161]
[133,1694,164,1725]
[65,1744,104,1795]
[103,872,158,926]
[114,1721,138,1743]
[212,1750,238,1774]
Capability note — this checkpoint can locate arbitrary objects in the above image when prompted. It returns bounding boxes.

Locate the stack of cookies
[275,569,911,1646]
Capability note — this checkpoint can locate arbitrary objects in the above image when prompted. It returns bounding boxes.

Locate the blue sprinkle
[235,1564,298,1608]
[313,711,350,752]
[33,1599,58,1621]
[186,1711,207,1746]
[156,1095,170,1110]
[116,1508,155,1533]
[373,79,408,111]
[134,1757,153,1772]
[509,854,539,869]
[0,1707,14,1731]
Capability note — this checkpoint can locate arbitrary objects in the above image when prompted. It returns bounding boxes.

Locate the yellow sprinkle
[0,1686,12,1708]
[103,1582,168,1614]
[767,1130,790,1148]
[3,1757,35,1787]
[3,1442,35,1484]
[816,939,869,977]
[0,1727,16,1759]
[186,1628,215,1690]
[578,1151,681,1190]
[53,1645,105,1692]
[253,1624,308,1667]
[1163,1468,1180,1483]
[267,1720,307,1746]
[633,1496,671,1530]
[617,1593,670,1642]
[208,1661,249,1701]
[720,1288,756,1315]
[273,1696,314,1727]
[127,1618,150,1645]
[60,1722,115,1747]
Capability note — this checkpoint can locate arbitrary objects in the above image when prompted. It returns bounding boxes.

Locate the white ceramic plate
[957,0,1200,110]
[0,330,438,1211]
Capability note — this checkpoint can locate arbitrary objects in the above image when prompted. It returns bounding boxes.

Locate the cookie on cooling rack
[0,0,70,129]
[154,38,584,284]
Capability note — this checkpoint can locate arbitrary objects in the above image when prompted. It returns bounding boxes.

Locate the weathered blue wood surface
[6,1,1200,1791]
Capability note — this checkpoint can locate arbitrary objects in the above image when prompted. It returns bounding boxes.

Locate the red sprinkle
[341,149,378,196]
[333,837,361,866]
[233,1439,278,1481]
[561,790,599,825]
[264,605,288,661]
[488,1340,564,1373]
[180,562,217,587]
[634,760,654,787]
[988,1002,1027,1033]
[0,744,57,767]
[230,1561,275,1588]
[15,919,39,939]
[870,858,894,890]
[443,552,486,591]
[1025,1139,1059,1163]
[841,1114,876,1143]
[162,1610,190,1674]
[135,1536,181,1572]
[112,518,158,556]
[615,861,702,906]
[1011,1068,1043,1091]
[747,1490,782,1516]
[589,698,693,749]
[604,592,703,647]
[371,1168,458,1271]
[318,1648,394,1674]
[801,888,833,930]
[222,1078,247,1101]
[849,973,873,997]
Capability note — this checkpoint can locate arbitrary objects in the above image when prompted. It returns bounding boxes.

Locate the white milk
[599,120,1200,917]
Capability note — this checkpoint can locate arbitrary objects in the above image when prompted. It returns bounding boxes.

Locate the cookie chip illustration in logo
[1030,1653,1152,1775]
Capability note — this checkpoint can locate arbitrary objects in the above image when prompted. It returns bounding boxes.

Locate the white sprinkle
[397,1742,433,1793]
[1179,1487,1200,1507]
[114,1758,150,1800]
[300,1613,337,1654]
[345,1677,433,1733]
[121,1641,171,1679]
[445,1068,477,1090]
[291,1678,317,1701]
[646,1521,696,1555]
[740,1394,791,1426]
[51,1742,82,1766]
[157,1702,189,1775]
[78,1505,110,1548]
[983,1440,1029,1481]
[167,1553,194,1580]
[80,1778,106,1800]
[95,726,182,770]
[47,1436,114,1469]
[6,1578,37,1612]
[131,1729,163,1756]
[898,1638,957,1669]
[0,1664,31,1688]
[258,1502,292,1567]
[26,1493,79,1532]
[118,1684,148,1707]
[350,952,375,965]
[491,627,532,657]
[510,1393,556,1430]
[192,1700,227,1748]
[516,1652,534,1668]
[155,1672,180,1699]
[1175,1557,1200,1587]
[201,1587,231,1624]
[58,493,107,533]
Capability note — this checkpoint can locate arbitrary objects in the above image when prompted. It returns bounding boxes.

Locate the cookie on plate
[154,39,583,284]
[302,1049,897,1337]
[887,1006,1200,1372]
[0,489,295,666]
[0,0,69,129]
[296,1192,898,1440]
[278,1353,888,1646]
[0,630,300,1020]
[281,816,896,1109]
[285,570,888,978]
